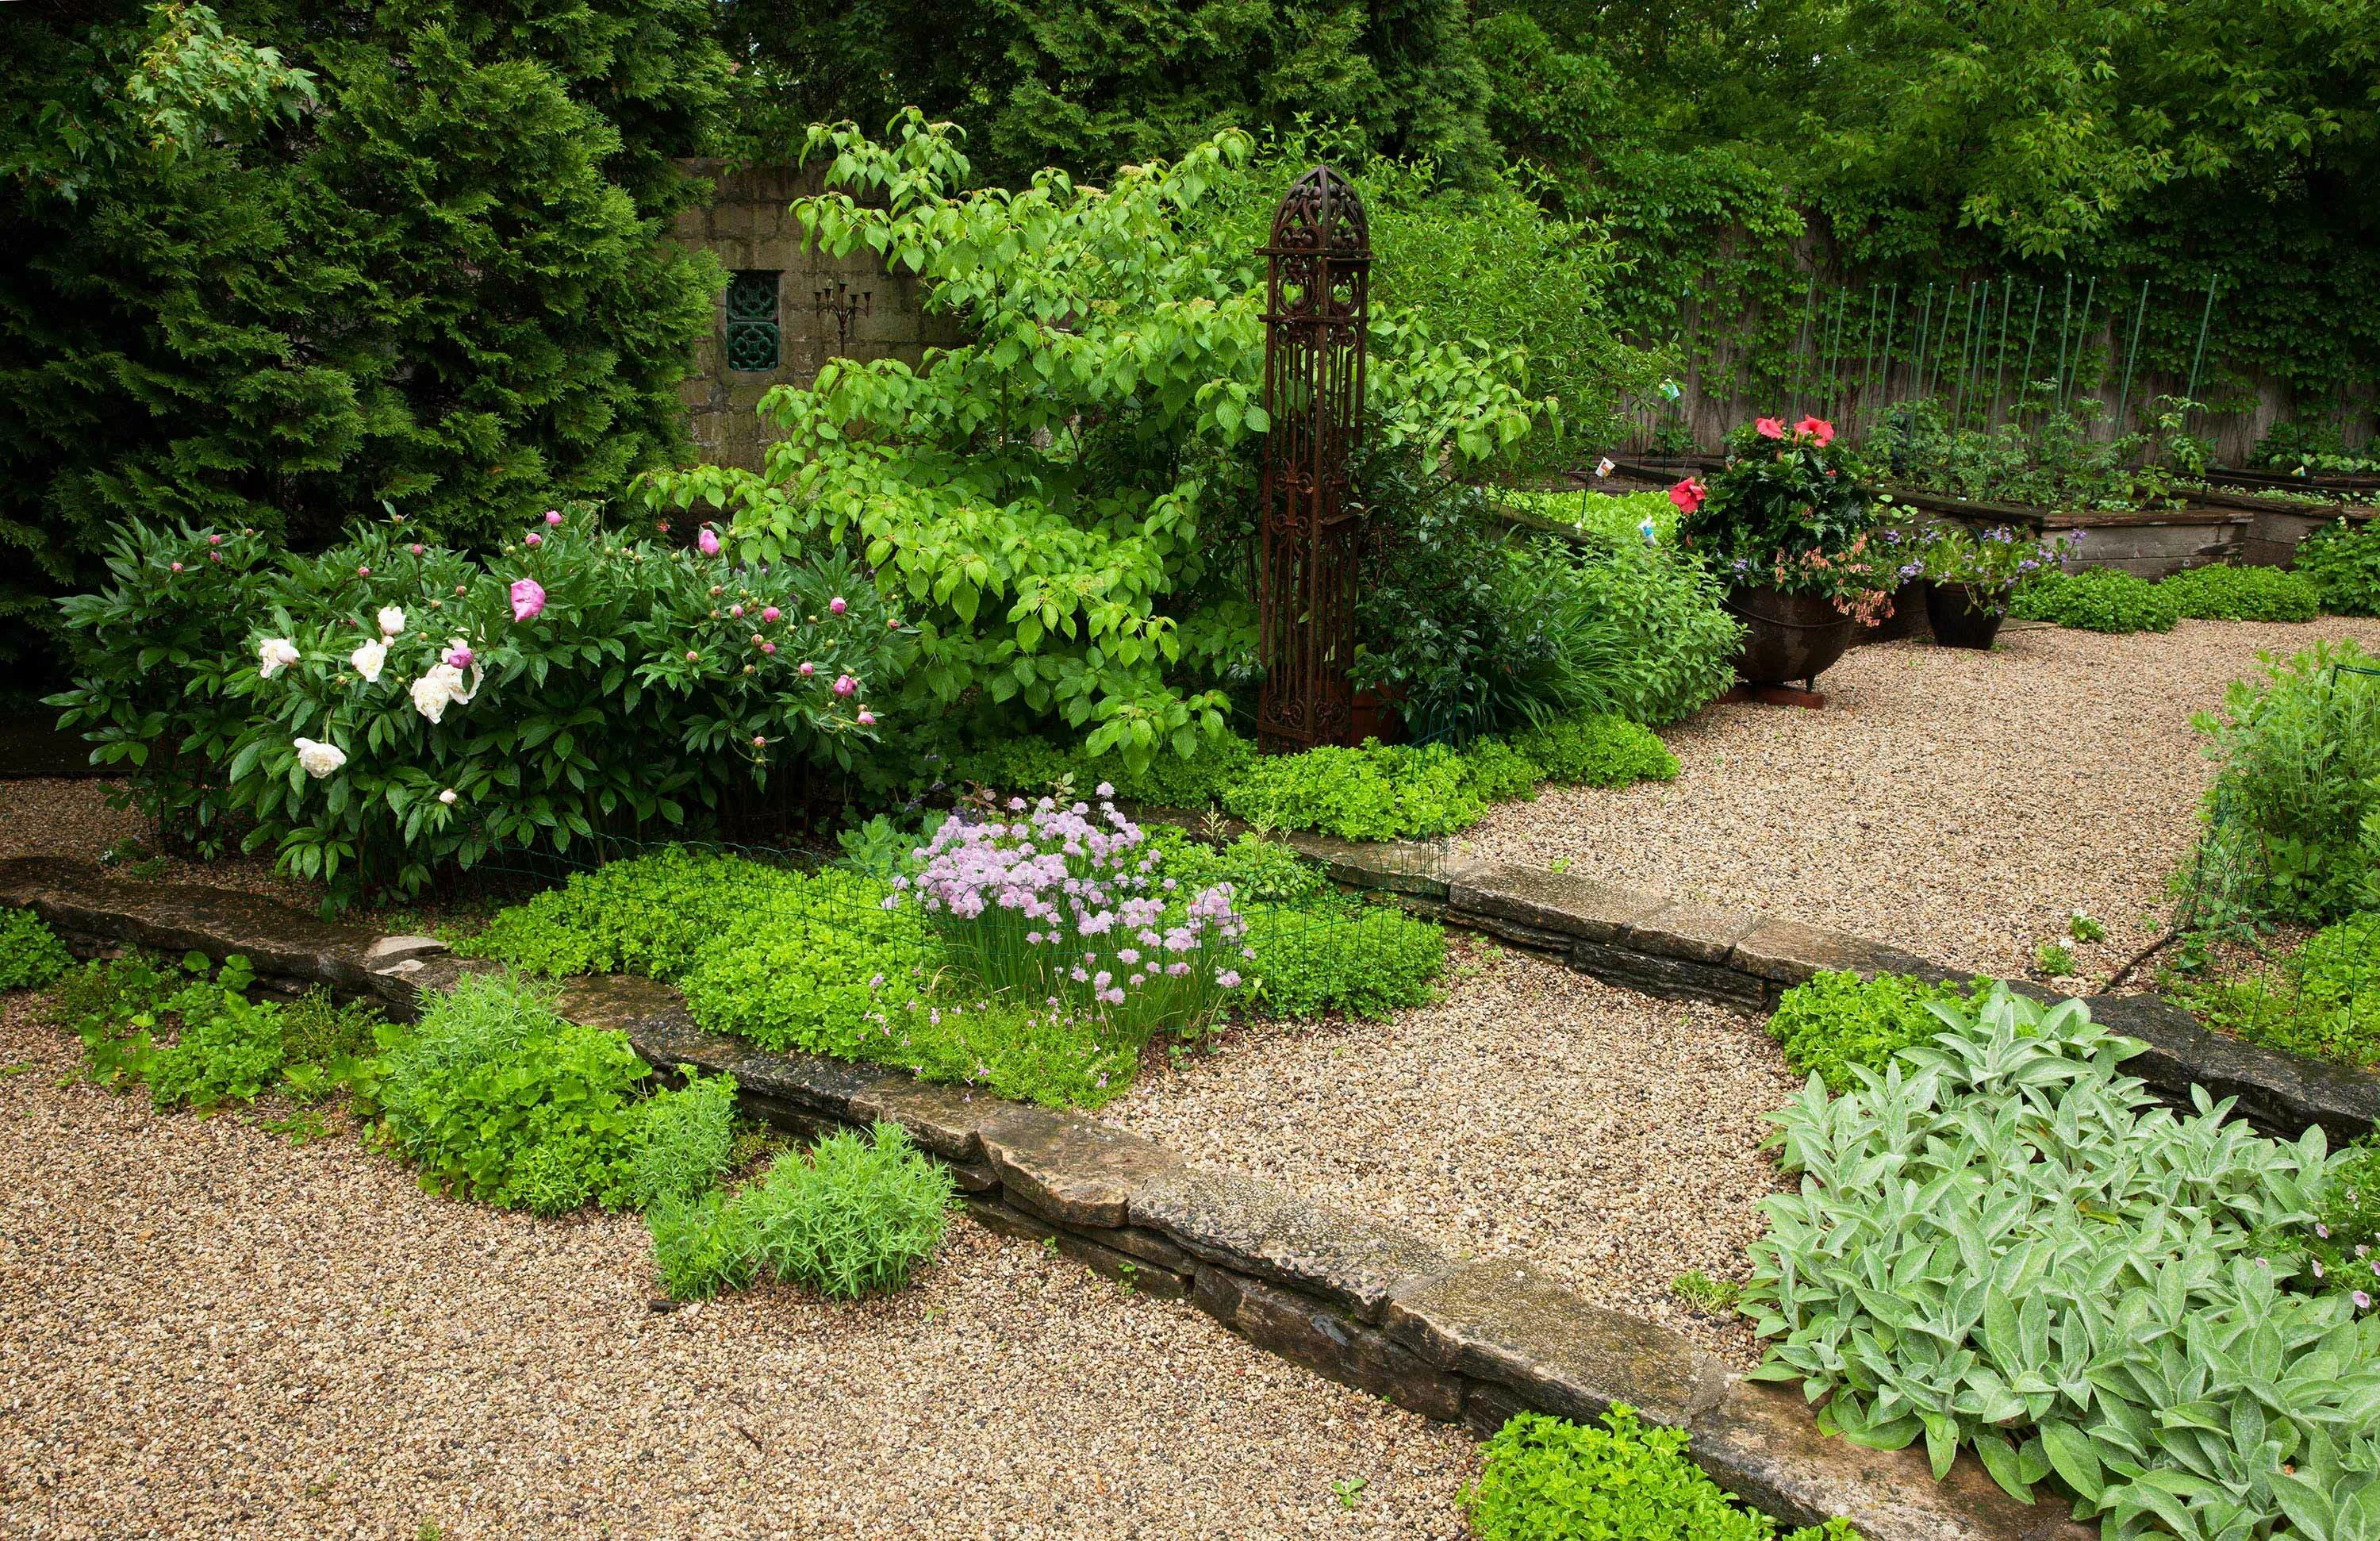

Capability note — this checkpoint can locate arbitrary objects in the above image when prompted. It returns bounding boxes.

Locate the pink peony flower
[857,709,876,725]
[409,544,425,555]
[445,646,474,671]
[170,562,183,573]
[209,534,223,546]
[762,642,777,655]
[730,605,744,618]
[1755,417,1786,440]
[799,660,815,677]
[1668,477,1707,515]
[509,578,546,621]
[833,674,856,697]
[357,565,372,577]
[1794,414,1837,447]
[698,527,721,557]
[829,596,847,615]
[524,532,542,548]
[544,509,562,526]
[761,605,781,623]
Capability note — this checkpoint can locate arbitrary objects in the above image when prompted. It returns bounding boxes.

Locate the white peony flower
[409,661,480,724]
[257,637,301,678]
[438,788,459,806]
[378,605,406,637]
[292,738,346,778]
[348,640,387,682]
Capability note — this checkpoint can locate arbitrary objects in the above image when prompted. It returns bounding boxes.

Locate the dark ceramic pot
[1724,585,1857,687]
[1348,686,1404,745]
[1925,582,2006,650]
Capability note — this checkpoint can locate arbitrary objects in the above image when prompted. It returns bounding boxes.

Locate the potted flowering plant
[1910,521,2082,648]
[1675,414,1889,686]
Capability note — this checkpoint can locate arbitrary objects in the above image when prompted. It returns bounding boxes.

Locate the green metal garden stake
[1911,284,1934,405]
[2114,279,2150,432]
[2184,273,2220,426]
[1991,275,2013,426]
[2021,284,2044,410]
[2053,271,2073,408]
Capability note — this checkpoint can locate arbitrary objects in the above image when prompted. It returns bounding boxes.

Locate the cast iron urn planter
[1725,585,1857,689]
[1924,582,2006,650]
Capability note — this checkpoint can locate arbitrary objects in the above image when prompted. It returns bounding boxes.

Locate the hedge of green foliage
[2009,568,2182,632]
[0,907,73,990]
[942,711,1678,843]
[2297,518,2380,617]
[2186,640,2380,925]
[463,833,1447,1107]
[1748,988,2372,1541]
[2158,564,2322,622]
[1464,1406,1858,1541]
[2303,1136,2380,1304]
[647,1122,955,1302]
[1763,970,1990,1091]
[2176,912,2380,1070]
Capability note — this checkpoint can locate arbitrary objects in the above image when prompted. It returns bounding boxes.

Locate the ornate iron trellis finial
[1256,165,1372,755]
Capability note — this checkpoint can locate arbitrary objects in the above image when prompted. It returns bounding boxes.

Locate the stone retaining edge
[0,855,2082,1541]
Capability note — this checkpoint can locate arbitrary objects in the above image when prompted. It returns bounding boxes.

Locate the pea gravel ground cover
[1462,617,2380,981]
[1110,942,1801,1367]
[0,993,1479,1539]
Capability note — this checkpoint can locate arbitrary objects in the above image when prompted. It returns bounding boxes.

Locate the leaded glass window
[725,271,781,371]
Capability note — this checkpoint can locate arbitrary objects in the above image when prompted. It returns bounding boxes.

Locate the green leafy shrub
[463,847,805,979]
[0,907,72,990]
[2176,912,2380,1070]
[2297,518,2380,617]
[1516,714,1679,787]
[51,516,908,897]
[2157,563,2322,621]
[1154,831,1332,907]
[644,117,1548,768]
[645,1123,954,1302]
[627,1070,743,1209]
[1505,539,1742,727]
[1242,900,1448,1020]
[1465,1405,1856,1541]
[363,973,733,1216]
[1763,970,1989,1091]
[2009,568,2182,632]
[1748,988,2370,1538]
[146,970,286,1113]
[2187,640,2380,924]
[1223,740,1511,841]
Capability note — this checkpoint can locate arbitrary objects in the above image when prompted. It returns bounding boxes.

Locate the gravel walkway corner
[1113,942,1800,1367]
[0,993,1479,1540]
[1464,617,2380,981]
[0,778,303,901]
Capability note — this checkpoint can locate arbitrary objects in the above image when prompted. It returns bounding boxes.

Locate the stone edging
[0,855,2079,1541]
[1264,832,2380,1144]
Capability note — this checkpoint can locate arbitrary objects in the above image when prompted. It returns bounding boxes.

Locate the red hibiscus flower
[1668,476,1707,514]
[1755,417,1786,440]
[1795,415,1837,447]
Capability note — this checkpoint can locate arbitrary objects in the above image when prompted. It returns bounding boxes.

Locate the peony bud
[829,596,847,614]
[378,605,405,637]
[857,709,876,726]
[357,566,371,577]
[438,788,458,805]
[544,509,562,525]
[509,578,545,621]
[799,661,815,677]
[761,606,781,623]
[698,528,721,557]
[257,638,301,678]
[524,532,542,548]
[208,534,223,546]
[292,738,347,778]
[761,642,777,655]
[170,562,183,573]
[833,674,856,697]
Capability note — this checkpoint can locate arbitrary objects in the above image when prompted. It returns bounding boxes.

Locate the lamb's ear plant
[1745,986,2377,1541]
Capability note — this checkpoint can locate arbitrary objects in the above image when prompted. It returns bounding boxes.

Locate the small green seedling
[2035,941,2078,977]
[2068,911,2106,943]
[1331,1476,1367,1511]
[1671,1270,1740,1315]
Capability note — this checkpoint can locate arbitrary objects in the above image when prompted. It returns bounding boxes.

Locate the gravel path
[0,993,1479,1540]
[0,778,300,900]
[1113,940,1799,1367]
[1464,617,2380,981]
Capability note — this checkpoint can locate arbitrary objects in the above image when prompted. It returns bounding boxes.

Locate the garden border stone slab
[0,855,2097,1541]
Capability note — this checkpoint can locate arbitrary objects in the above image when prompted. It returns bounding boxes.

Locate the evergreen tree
[0,0,733,698]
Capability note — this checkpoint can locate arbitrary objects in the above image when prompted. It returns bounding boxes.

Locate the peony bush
[51,511,912,898]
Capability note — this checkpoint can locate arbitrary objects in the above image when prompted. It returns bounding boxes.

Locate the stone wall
[668,161,963,471]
